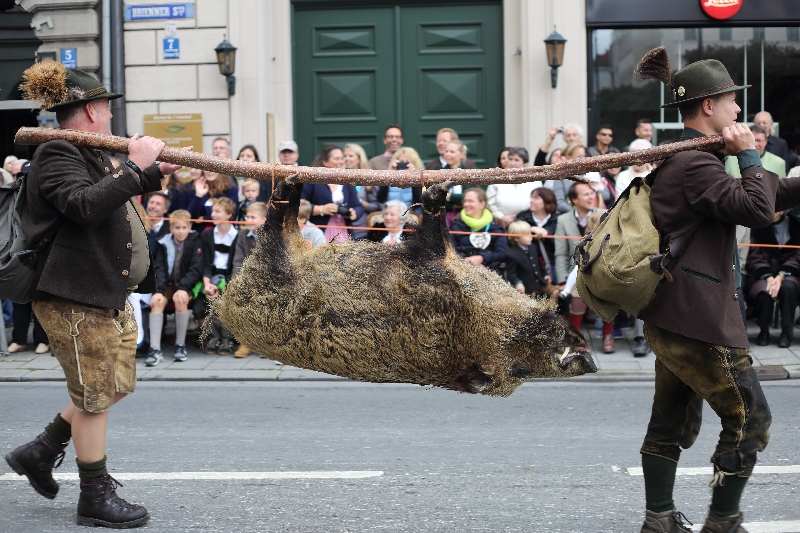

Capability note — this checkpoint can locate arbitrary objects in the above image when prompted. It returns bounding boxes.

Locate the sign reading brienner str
[124,3,195,21]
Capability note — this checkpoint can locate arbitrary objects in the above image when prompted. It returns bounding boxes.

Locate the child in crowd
[505,220,559,299]
[200,197,239,355]
[146,210,205,366]
[235,179,261,221]
[230,202,268,358]
[298,199,326,247]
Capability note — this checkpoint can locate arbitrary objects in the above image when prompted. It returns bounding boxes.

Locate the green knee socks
[44,413,72,445]
[642,453,678,513]
[711,475,748,517]
[77,456,107,481]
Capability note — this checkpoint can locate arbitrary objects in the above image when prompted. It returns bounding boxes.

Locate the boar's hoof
[421,181,452,215]
[453,363,493,394]
[557,346,598,373]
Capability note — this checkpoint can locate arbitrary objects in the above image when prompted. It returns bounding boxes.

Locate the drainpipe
[110,0,127,137]
[101,0,111,90]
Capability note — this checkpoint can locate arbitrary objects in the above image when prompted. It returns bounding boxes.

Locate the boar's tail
[401,182,452,264]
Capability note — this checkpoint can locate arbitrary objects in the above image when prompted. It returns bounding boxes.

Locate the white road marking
[0,470,384,481]
[692,520,800,533]
[625,465,800,476]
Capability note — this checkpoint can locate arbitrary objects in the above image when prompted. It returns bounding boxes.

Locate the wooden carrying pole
[15,127,725,187]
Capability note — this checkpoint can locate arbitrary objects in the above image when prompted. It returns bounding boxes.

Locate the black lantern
[214,37,237,96]
[544,28,567,89]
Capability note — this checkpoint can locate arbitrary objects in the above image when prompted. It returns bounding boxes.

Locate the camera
[336,203,351,216]
[556,127,564,134]
[396,161,409,170]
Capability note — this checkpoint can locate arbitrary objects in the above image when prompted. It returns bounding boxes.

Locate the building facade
[3,1,798,166]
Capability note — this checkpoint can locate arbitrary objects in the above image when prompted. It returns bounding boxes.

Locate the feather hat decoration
[20,60,69,111]
[634,47,672,87]
[19,60,123,112]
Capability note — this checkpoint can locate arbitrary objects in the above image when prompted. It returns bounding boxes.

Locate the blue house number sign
[60,48,77,68]
[163,38,180,59]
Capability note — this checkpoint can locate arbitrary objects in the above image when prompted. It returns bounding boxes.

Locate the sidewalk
[1,322,799,382]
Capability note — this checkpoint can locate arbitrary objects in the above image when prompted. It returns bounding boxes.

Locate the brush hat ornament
[19,60,122,112]
[634,47,749,109]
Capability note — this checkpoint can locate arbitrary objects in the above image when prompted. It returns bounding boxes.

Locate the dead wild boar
[215,180,596,397]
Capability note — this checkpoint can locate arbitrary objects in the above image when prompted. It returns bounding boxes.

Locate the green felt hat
[661,59,749,109]
[20,61,123,112]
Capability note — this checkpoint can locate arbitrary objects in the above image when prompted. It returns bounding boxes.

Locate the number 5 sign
[163,38,180,59]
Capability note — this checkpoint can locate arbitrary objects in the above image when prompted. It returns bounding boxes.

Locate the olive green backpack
[572,171,695,321]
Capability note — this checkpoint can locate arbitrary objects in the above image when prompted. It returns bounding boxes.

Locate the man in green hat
[4,61,185,529]
[633,48,800,533]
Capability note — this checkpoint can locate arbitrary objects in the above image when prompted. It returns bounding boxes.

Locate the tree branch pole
[15,127,725,187]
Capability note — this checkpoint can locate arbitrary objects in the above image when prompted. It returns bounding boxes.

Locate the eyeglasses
[598,132,613,137]
[385,135,403,139]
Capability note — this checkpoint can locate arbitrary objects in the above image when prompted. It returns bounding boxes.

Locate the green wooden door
[293,2,503,168]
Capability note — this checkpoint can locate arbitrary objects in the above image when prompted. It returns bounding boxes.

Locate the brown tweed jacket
[639,148,800,348]
[22,139,163,310]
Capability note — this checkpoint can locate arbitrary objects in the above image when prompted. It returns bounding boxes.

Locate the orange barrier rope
[141,216,800,249]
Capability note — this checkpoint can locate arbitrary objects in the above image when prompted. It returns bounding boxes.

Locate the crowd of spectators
[5,111,800,361]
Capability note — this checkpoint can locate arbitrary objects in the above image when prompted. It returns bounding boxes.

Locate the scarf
[459,208,494,231]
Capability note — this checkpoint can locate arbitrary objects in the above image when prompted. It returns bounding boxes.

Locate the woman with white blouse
[486,147,542,227]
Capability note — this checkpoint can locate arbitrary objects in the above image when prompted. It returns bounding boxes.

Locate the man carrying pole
[4,61,183,528]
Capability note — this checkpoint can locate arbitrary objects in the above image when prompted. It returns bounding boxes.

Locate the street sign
[163,38,180,59]
[60,48,77,68]
[125,3,195,21]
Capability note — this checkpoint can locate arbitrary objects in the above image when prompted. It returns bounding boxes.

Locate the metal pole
[110,0,127,138]
[743,40,747,121]
[760,36,765,114]
[101,0,111,90]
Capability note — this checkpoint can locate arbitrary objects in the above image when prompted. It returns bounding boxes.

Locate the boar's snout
[556,345,597,374]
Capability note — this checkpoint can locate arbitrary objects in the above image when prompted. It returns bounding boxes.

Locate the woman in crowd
[163,169,194,213]
[375,147,424,218]
[514,187,559,282]
[301,144,363,243]
[440,140,485,224]
[235,144,262,202]
[614,139,653,193]
[487,147,541,228]
[449,188,507,273]
[495,146,511,168]
[184,170,238,231]
[367,200,410,245]
[546,142,585,215]
[747,210,800,348]
[344,143,372,239]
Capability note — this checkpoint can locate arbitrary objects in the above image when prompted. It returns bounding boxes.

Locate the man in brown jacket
[4,63,183,528]
[634,52,800,533]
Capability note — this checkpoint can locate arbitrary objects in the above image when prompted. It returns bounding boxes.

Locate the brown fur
[215,181,595,397]
[20,61,68,111]
[634,47,672,87]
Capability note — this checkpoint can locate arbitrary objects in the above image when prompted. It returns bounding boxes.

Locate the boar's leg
[250,178,303,290]
[400,181,453,264]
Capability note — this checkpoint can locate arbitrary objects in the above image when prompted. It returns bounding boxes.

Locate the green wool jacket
[725,150,786,179]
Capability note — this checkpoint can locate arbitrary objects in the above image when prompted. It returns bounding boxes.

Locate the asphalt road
[1,381,798,532]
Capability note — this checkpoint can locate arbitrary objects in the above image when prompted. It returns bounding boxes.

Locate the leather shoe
[602,333,616,354]
[633,337,651,357]
[779,332,791,348]
[4,432,67,499]
[77,472,149,528]
[699,510,747,533]
[756,331,770,346]
[640,507,693,533]
[7,342,27,353]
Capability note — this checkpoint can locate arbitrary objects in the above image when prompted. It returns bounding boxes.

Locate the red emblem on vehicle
[701,0,742,20]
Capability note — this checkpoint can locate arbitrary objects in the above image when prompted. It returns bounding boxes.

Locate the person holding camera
[301,144,363,243]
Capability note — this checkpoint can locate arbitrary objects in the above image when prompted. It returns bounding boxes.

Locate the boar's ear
[453,363,493,394]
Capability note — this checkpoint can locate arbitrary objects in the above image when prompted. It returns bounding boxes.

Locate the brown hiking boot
[5,432,67,499]
[641,508,694,533]
[700,511,748,533]
[76,472,149,528]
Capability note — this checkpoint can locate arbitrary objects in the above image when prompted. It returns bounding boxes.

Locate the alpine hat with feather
[19,60,122,112]
[634,47,749,109]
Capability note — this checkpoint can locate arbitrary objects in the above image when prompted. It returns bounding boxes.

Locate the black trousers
[641,324,771,477]
[12,302,49,345]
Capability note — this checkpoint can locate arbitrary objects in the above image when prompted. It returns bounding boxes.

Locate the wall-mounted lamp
[214,36,237,96]
[544,28,567,89]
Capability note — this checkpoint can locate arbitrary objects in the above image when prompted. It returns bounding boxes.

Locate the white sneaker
[35,343,50,354]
